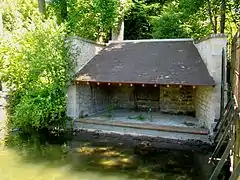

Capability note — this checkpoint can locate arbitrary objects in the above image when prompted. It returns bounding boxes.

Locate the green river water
[0,131,212,180]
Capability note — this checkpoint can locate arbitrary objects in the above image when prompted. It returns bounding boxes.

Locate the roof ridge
[108,38,193,44]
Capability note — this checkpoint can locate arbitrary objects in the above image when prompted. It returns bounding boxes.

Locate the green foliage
[66,0,118,41]
[1,0,39,32]
[124,0,211,40]
[0,0,72,130]
[46,0,68,24]
[48,0,132,41]
[124,0,153,39]
[151,0,211,39]
[124,0,172,40]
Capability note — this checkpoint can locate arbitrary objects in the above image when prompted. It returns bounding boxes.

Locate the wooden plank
[209,136,235,180]
[75,80,215,86]
[220,48,226,117]
[77,119,209,135]
[214,100,233,132]
[210,116,234,163]
[215,100,233,132]
[229,161,240,180]
[214,110,234,143]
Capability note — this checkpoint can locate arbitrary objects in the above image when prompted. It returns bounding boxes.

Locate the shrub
[0,2,73,130]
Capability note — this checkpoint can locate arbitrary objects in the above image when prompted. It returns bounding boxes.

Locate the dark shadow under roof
[76,40,215,86]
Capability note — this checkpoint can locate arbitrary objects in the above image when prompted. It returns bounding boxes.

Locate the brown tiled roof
[76,39,215,86]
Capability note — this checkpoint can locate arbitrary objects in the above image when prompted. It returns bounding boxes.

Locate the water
[0,130,210,180]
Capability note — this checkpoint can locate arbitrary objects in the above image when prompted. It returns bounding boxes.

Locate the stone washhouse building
[67,35,227,144]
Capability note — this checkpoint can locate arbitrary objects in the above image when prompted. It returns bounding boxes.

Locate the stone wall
[194,34,228,131]
[195,86,215,129]
[74,84,196,116]
[160,86,195,115]
[68,37,105,74]
[107,84,135,109]
[89,84,109,114]
[67,37,105,119]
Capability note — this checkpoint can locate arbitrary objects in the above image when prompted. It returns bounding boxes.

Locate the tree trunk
[38,0,46,14]
[220,0,226,33]
[207,0,217,33]
[214,16,218,33]
[61,0,68,20]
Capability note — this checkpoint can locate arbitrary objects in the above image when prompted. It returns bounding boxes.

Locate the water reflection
[0,130,207,180]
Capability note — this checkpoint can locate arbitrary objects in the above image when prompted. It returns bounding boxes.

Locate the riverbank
[1,129,214,180]
[72,129,213,153]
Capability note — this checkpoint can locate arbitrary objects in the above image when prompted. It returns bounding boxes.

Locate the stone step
[74,119,211,144]
[77,119,209,135]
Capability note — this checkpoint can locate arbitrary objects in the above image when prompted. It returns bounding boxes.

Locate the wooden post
[234,43,240,168]
[234,115,240,168]
[220,48,226,117]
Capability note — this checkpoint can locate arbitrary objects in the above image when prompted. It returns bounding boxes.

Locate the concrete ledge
[67,36,106,47]
[194,33,228,44]
[74,121,212,146]
[76,119,209,135]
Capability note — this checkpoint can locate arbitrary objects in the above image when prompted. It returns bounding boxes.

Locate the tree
[220,0,226,33]
[124,0,170,40]
[47,0,131,42]
[0,0,72,130]
[150,0,239,39]
[206,0,239,35]
[47,0,68,23]
[151,0,211,39]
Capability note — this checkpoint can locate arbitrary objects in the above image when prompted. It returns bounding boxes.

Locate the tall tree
[220,0,226,33]
[207,0,217,33]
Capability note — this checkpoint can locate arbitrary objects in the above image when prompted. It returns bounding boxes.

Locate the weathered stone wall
[134,85,160,111]
[89,84,109,114]
[195,86,215,129]
[74,84,196,116]
[160,86,195,115]
[67,37,105,119]
[108,84,135,109]
[68,37,105,74]
[195,34,228,130]
[77,84,92,117]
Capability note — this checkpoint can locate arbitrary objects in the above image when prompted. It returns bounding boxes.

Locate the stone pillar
[67,85,78,119]
[111,0,126,41]
[194,34,228,131]
[112,19,124,41]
